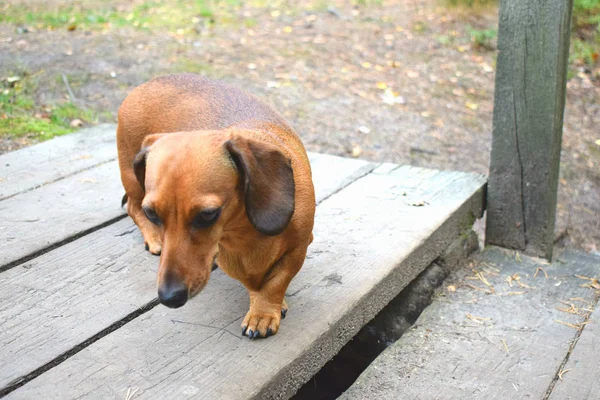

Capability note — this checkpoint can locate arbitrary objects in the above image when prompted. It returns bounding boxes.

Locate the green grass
[0,0,246,32]
[0,72,97,141]
[466,26,497,50]
[445,0,495,7]
[444,0,600,71]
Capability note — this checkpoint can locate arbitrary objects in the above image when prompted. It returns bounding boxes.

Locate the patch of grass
[0,115,74,141]
[0,0,245,32]
[571,0,600,71]
[0,72,96,141]
[571,37,600,68]
[244,18,258,28]
[466,26,497,51]
[443,0,600,73]
[171,59,215,76]
[352,0,384,6]
[412,21,429,34]
[445,0,495,7]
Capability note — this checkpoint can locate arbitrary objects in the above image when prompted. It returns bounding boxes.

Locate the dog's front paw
[241,308,282,339]
[144,241,162,256]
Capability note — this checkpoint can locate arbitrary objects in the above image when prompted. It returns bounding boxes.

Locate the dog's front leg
[241,246,307,339]
[126,195,162,255]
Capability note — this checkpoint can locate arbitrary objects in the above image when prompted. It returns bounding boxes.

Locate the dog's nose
[158,278,188,308]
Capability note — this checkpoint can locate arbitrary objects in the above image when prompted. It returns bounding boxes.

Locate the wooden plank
[307,152,375,202]
[0,152,374,271]
[547,251,600,400]
[0,219,155,391]
[0,155,375,394]
[0,161,126,270]
[341,248,599,400]
[0,124,117,201]
[5,166,486,399]
[485,0,574,260]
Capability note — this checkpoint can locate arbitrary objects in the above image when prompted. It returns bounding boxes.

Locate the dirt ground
[1,0,599,252]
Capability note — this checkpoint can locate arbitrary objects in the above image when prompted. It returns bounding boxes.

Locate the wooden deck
[342,248,600,400]
[0,125,486,399]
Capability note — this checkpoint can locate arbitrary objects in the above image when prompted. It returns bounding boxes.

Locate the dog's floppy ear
[225,135,295,236]
[132,134,165,192]
[133,147,149,192]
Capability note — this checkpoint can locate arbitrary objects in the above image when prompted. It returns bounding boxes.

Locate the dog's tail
[121,193,128,208]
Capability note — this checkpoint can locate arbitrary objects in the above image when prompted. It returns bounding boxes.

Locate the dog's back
[117,73,308,174]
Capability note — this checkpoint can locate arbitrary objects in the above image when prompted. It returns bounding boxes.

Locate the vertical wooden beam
[486,0,574,260]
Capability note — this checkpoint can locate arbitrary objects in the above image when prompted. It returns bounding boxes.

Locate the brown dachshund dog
[117,74,315,338]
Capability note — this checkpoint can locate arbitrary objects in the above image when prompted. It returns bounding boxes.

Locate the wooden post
[486,0,574,260]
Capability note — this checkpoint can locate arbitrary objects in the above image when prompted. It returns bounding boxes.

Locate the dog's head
[133,130,295,308]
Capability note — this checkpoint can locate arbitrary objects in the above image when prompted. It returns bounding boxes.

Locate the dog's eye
[143,207,161,225]
[192,208,221,229]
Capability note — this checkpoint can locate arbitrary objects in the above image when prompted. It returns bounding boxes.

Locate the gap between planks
[3,166,485,399]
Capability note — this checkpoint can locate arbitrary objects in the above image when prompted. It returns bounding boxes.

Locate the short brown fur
[117,74,315,338]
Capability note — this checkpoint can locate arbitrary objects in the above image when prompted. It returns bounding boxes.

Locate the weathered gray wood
[0,155,375,393]
[0,219,155,390]
[548,251,600,400]
[341,248,599,400]
[0,161,126,270]
[6,166,486,399]
[0,152,374,271]
[307,152,375,202]
[486,0,574,260]
[0,124,117,201]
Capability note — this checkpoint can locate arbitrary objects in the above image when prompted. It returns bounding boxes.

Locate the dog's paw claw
[281,308,287,319]
[242,326,248,336]
[242,308,281,339]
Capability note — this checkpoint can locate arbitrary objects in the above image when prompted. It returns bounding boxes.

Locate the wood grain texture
[486,0,573,260]
[6,166,486,400]
[0,124,117,201]
[0,151,374,270]
[0,155,375,393]
[547,251,600,400]
[341,247,599,400]
[0,161,126,269]
[0,219,155,390]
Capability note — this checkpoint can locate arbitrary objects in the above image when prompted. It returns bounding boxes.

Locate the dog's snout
[158,276,188,309]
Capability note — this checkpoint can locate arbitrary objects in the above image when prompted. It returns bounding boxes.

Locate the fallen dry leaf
[465,101,478,110]
[125,387,139,400]
[447,285,456,292]
[465,313,491,324]
[558,368,572,381]
[381,88,405,105]
[534,267,548,279]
